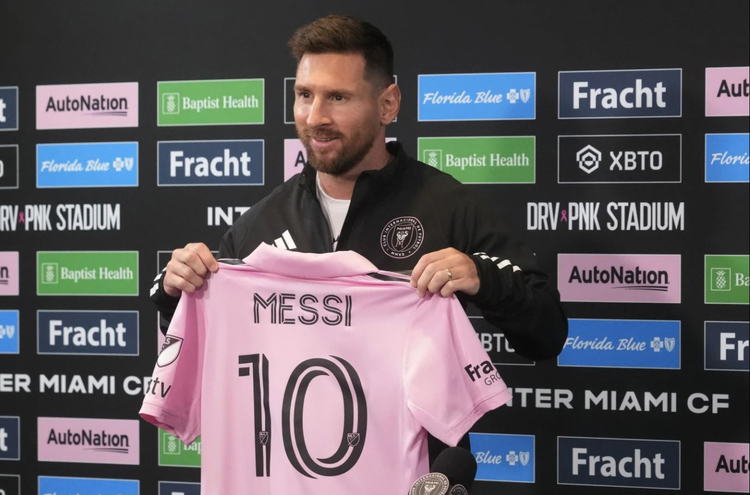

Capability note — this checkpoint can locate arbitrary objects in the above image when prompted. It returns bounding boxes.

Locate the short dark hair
[288,15,394,88]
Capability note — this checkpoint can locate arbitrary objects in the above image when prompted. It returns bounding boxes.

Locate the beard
[298,125,377,177]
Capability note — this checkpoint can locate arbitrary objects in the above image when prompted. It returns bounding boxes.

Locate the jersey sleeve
[139,290,205,445]
[404,295,513,447]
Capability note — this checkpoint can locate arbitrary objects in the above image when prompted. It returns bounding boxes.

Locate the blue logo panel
[0,87,19,131]
[706,134,749,183]
[159,481,201,495]
[558,437,680,489]
[38,477,139,495]
[158,140,264,186]
[559,319,680,369]
[706,321,749,371]
[418,73,536,121]
[37,142,138,188]
[37,310,139,356]
[470,433,535,483]
[559,69,682,118]
[0,417,20,460]
[0,310,19,354]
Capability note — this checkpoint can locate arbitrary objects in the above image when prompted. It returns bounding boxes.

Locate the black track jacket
[152,141,568,361]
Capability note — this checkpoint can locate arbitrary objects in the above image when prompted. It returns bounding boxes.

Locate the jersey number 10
[239,353,368,478]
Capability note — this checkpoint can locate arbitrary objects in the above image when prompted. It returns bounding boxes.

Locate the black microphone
[409,447,478,495]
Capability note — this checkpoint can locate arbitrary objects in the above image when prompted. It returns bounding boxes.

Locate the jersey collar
[243,243,378,278]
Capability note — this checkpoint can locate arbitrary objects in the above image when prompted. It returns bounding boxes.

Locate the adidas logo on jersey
[273,230,297,250]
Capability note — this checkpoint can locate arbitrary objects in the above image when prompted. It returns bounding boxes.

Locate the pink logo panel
[38,417,140,465]
[706,67,749,117]
[558,254,681,303]
[0,252,19,296]
[36,82,139,129]
[705,442,749,493]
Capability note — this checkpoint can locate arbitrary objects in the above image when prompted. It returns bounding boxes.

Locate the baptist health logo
[159,431,201,467]
[157,79,264,126]
[162,93,180,114]
[706,255,749,305]
[470,433,535,483]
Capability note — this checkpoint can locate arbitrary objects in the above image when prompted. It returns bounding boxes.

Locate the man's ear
[380,83,401,125]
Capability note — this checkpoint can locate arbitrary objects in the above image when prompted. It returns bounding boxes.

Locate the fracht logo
[36,82,138,130]
[37,251,138,296]
[159,482,200,495]
[560,319,680,369]
[705,321,749,372]
[37,310,139,356]
[418,72,535,121]
[706,67,749,117]
[558,254,681,303]
[0,87,19,131]
[705,134,749,183]
[0,417,20,460]
[158,79,264,126]
[705,255,749,305]
[558,437,681,489]
[470,433,535,483]
[559,69,682,119]
[157,140,264,186]
[37,142,138,188]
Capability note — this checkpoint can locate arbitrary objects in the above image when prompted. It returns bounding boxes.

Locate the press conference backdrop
[1,1,748,493]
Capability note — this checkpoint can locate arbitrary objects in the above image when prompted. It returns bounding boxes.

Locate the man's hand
[410,248,480,298]
[163,243,219,297]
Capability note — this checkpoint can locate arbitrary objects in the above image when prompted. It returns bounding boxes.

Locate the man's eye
[332,95,345,101]
[298,92,310,99]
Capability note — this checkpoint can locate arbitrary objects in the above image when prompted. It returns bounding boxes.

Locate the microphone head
[430,447,478,491]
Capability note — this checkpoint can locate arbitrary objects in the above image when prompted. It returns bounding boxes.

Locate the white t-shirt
[316,174,350,250]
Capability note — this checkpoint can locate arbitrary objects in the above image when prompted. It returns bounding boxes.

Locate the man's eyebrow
[293,84,355,96]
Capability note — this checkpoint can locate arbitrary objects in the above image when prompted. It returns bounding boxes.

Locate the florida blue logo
[559,69,682,119]
[0,310,19,354]
[470,433,535,483]
[418,73,535,121]
[37,310,139,356]
[705,321,749,371]
[158,140,264,186]
[38,477,139,495]
[37,142,138,188]
[559,319,680,369]
[159,481,200,495]
[705,133,749,183]
[558,437,680,489]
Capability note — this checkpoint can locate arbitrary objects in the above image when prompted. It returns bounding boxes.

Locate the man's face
[294,52,384,176]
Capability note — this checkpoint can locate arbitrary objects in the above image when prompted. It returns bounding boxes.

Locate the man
[150,14,567,458]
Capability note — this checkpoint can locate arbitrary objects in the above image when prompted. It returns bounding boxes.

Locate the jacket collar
[243,243,378,278]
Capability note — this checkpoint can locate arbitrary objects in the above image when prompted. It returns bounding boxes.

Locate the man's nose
[307,97,332,127]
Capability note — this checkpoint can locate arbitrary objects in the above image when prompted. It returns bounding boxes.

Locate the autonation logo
[38,417,139,465]
[558,254,681,303]
[470,433,535,483]
[36,82,139,130]
[558,436,681,489]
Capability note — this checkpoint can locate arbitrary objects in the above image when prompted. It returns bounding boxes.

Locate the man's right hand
[163,243,219,297]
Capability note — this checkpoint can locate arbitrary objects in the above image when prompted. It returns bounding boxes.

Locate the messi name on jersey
[253,292,353,327]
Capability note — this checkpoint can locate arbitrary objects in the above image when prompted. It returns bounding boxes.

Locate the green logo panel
[37,251,138,296]
[705,255,749,304]
[159,430,202,467]
[158,79,264,126]
[418,136,535,184]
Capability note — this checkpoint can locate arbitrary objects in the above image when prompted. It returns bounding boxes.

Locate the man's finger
[186,243,219,273]
[426,264,458,294]
[164,271,197,295]
[410,250,449,287]
[167,259,206,289]
[416,258,453,297]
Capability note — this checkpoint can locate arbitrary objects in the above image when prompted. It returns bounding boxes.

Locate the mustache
[306,131,341,140]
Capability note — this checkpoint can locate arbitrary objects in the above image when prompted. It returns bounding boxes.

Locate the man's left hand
[410,248,480,298]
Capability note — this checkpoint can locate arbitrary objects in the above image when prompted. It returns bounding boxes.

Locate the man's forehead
[295,52,369,89]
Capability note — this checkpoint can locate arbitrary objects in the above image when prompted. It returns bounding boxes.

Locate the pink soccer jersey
[140,243,511,493]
